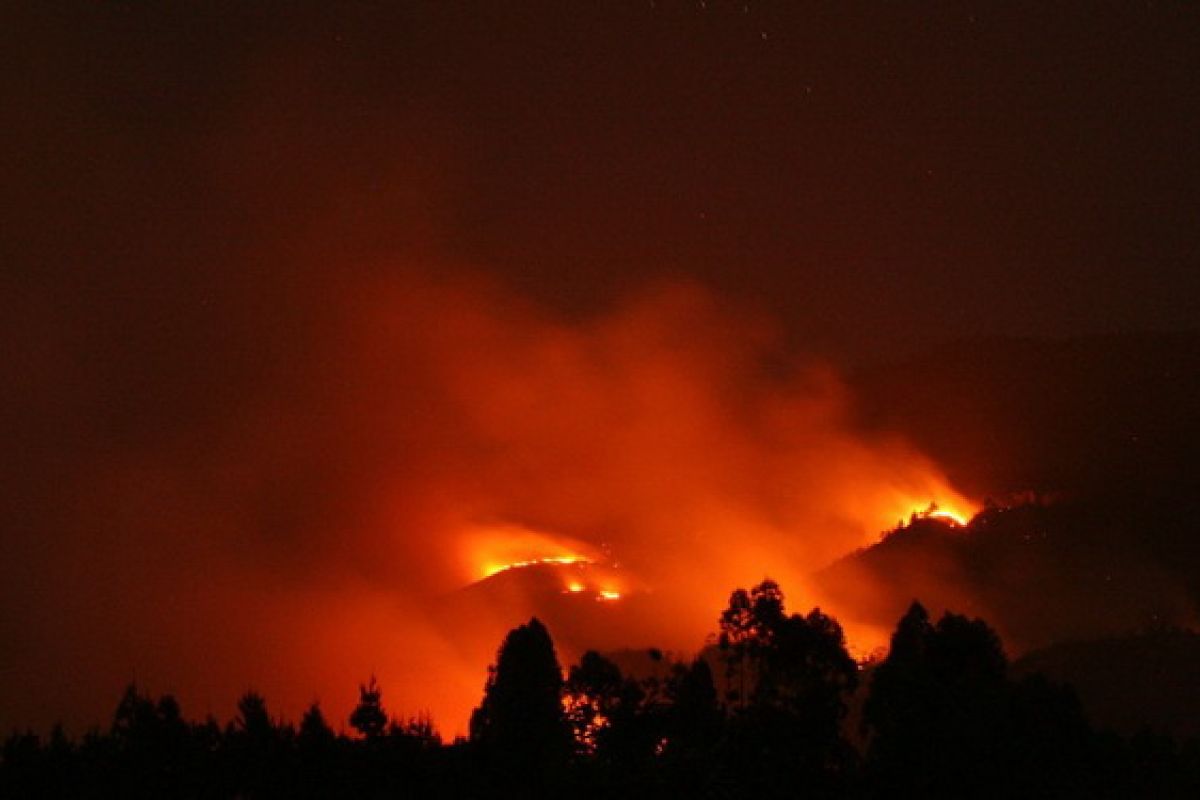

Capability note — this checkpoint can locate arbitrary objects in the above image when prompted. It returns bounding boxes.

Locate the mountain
[812,501,1199,655]
[431,561,661,667]
[1014,629,1200,739]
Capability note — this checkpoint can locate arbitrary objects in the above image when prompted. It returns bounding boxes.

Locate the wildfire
[927,508,969,526]
[460,522,606,582]
[896,500,975,528]
[482,555,595,579]
[458,522,636,605]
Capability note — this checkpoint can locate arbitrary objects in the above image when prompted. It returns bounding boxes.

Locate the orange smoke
[297,274,979,731]
[926,507,971,526]
[350,275,976,712]
[5,268,975,739]
[460,522,605,582]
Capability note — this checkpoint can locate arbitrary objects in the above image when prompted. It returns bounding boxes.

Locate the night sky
[7,3,1198,357]
[2,1,1198,734]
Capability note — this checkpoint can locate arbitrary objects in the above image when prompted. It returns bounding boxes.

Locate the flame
[375,287,985,734]
[482,555,594,579]
[927,508,969,526]
[459,522,604,583]
[906,500,975,528]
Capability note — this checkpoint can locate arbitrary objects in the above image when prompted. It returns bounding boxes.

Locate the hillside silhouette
[1015,629,1200,740]
[814,497,1200,653]
[5,580,1200,797]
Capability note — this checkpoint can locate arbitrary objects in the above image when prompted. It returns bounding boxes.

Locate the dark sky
[2,1,1199,733]
[5,1,1198,360]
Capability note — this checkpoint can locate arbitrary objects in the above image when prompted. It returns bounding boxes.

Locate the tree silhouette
[298,702,335,749]
[567,649,671,776]
[564,650,624,753]
[865,603,1016,797]
[715,580,860,796]
[349,675,388,740]
[756,607,858,722]
[234,691,274,742]
[718,579,785,707]
[291,702,337,796]
[717,579,857,719]
[653,656,727,794]
[469,617,571,784]
[106,684,197,796]
[227,691,285,797]
[666,657,721,745]
[6,584,1200,798]
[112,683,160,744]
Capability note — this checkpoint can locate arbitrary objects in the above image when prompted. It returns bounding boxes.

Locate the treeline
[4,581,1200,798]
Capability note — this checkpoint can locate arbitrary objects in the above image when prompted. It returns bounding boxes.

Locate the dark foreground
[5,579,1200,798]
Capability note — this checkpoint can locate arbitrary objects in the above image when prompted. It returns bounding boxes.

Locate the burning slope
[461,503,973,601]
[1,272,979,737]
[926,507,970,526]
[458,523,608,583]
[438,500,979,679]
[485,558,594,579]
[812,497,1199,656]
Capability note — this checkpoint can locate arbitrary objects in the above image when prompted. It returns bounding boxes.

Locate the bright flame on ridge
[482,555,594,579]
[901,500,975,528]
[927,508,970,526]
[460,522,606,582]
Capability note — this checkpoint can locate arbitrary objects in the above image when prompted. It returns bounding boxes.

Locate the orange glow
[902,500,976,528]
[482,555,594,579]
[927,508,970,526]
[458,523,605,583]
[36,278,986,742]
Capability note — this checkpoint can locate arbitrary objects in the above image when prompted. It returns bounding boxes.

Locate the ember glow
[318,280,984,729]
[460,523,606,584]
[5,4,1199,782]
[0,272,983,738]
[901,501,976,529]
[482,556,596,580]
[926,508,971,526]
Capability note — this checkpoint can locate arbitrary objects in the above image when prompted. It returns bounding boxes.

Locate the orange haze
[1,269,973,739]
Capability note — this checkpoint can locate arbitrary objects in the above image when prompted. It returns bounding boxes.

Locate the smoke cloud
[0,4,979,737]
[1,258,976,736]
